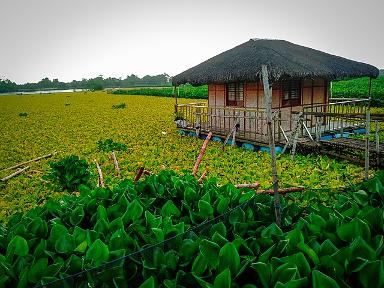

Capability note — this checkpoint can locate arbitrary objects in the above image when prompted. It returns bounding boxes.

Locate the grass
[0,91,371,222]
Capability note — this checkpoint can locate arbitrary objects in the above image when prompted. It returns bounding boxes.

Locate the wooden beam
[261,65,281,227]
[1,166,30,182]
[192,132,212,176]
[1,153,55,172]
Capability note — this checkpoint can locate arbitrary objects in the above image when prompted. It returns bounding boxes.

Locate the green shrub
[111,103,126,109]
[18,112,28,117]
[44,155,91,191]
[97,139,127,152]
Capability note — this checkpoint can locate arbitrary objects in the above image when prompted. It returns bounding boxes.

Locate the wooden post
[1,153,55,172]
[375,120,380,167]
[1,166,30,181]
[365,78,372,180]
[198,167,208,184]
[174,85,178,114]
[111,151,121,177]
[94,160,105,188]
[134,167,144,183]
[192,132,212,176]
[261,65,281,227]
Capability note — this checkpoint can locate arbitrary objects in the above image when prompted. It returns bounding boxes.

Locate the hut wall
[206,79,328,141]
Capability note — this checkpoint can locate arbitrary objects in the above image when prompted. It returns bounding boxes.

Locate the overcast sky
[1,0,383,84]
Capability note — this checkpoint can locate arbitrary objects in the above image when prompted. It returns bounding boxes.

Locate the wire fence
[34,182,351,288]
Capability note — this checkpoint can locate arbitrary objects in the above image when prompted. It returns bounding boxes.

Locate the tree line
[0,73,172,93]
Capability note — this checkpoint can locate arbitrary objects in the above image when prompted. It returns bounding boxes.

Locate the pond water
[0,89,85,96]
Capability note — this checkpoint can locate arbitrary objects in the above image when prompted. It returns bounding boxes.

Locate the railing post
[375,120,380,167]
[261,65,281,227]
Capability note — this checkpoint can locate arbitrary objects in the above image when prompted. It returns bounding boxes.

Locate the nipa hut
[172,39,379,145]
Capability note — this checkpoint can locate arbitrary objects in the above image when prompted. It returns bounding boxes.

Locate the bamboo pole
[261,65,281,227]
[134,167,145,183]
[1,166,30,181]
[94,160,105,187]
[1,153,55,172]
[375,120,380,167]
[174,85,178,114]
[111,151,121,177]
[257,187,305,195]
[365,78,372,180]
[235,183,260,189]
[198,168,208,184]
[192,131,212,176]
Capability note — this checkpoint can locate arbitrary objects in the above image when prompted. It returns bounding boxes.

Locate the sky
[0,0,383,84]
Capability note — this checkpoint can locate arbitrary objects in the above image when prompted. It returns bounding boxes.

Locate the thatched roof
[172,39,379,86]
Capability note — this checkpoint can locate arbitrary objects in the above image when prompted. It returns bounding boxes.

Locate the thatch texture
[172,39,379,86]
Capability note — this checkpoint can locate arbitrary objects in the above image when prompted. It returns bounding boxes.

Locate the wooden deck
[297,137,383,167]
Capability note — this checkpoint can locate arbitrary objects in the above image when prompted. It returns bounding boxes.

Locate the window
[282,80,301,107]
[226,82,244,107]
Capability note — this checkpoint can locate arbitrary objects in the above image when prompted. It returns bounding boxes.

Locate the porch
[175,99,369,145]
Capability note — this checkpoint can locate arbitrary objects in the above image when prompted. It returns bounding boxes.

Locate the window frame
[226,82,244,107]
[282,79,301,107]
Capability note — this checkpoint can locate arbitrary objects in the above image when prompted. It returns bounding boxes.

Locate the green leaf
[74,240,88,253]
[139,276,156,288]
[312,270,340,288]
[49,224,69,244]
[336,218,371,242]
[358,260,384,287]
[217,197,230,214]
[27,217,48,238]
[318,239,338,257]
[280,252,311,278]
[209,222,227,238]
[97,205,108,221]
[7,235,29,257]
[273,262,298,284]
[125,199,144,221]
[161,200,181,217]
[286,228,304,252]
[181,239,198,261]
[214,268,231,288]
[94,218,109,235]
[28,258,48,283]
[86,239,109,266]
[199,239,220,267]
[297,242,319,266]
[192,254,208,276]
[349,236,376,261]
[219,242,240,275]
[151,228,164,242]
[251,262,271,288]
[212,232,228,247]
[198,200,213,218]
[70,206,84,226]
[55,233,75,254]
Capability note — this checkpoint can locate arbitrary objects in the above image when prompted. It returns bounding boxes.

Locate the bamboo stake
[375,120,380,167]
[134,167,145,183]
[143,169,151,176]
[365,78,372,180]
[261,64,281,227]
[1,153,55,172]
[94,160,105,188]
[257,187,305,195]
[111,151,121,177]
[192,131,212,176]
[235,183,260,189]
[198,168,208,184]
[1,166,30,181]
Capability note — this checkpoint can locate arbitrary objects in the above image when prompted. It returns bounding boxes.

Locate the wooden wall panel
[208,84,216,106]
[302,87,312,105]
[313,87,325,104]
[245,82,258,108]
